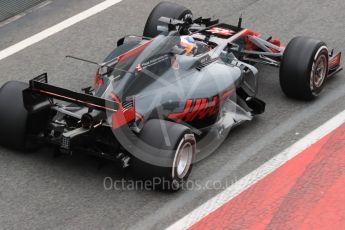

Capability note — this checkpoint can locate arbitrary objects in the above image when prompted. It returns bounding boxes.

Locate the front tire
[143,1,193,38]
[279,37,329,100]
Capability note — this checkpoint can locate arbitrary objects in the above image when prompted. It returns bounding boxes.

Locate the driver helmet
[179,35,197,55]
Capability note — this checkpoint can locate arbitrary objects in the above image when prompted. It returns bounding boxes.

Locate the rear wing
[24,73,118,112]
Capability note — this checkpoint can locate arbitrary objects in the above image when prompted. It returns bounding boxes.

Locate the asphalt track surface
[0,0,344,229]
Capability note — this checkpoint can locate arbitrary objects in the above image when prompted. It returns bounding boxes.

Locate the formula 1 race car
[0,2,342,191]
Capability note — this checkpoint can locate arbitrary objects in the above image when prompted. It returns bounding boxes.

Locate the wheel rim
[175,142,193,179]
[312,54,327,88]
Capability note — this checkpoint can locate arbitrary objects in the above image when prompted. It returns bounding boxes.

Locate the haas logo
[168,89,235,122]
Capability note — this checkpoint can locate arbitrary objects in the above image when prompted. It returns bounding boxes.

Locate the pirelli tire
[0,81,31,150]
[0,81,51,150]
[280,37,329,100]
[132,119,196,192]
[143,1,193,38]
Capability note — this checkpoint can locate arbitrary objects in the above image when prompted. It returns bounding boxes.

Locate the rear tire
[279,37,329,100]
[0,81,51,150]
[143,1,193,38]
[0,81,30,150]
[132,119,196,192]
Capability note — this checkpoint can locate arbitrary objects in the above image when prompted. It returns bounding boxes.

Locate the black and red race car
[0,2,342,190]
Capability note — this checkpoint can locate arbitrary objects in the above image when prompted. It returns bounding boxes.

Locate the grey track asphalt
[0,0,344,229]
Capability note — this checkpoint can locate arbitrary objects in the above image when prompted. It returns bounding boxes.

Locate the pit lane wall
[0,0,46,22]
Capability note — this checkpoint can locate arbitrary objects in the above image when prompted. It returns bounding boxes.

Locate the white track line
[167,109,345,230]
[0,0,123,61]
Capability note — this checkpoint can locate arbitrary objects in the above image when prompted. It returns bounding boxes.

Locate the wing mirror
[117,35,143,47]
[171,46,185,55]
[157,25,169,33]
